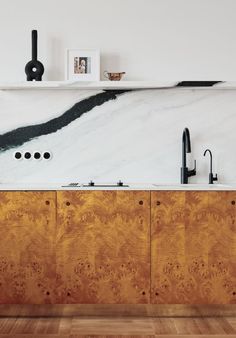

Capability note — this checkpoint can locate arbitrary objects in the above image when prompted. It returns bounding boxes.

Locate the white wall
[0,0,236,82]
[1,1,236,185]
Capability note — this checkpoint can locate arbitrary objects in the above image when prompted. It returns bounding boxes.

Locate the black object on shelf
[25,30,44,81]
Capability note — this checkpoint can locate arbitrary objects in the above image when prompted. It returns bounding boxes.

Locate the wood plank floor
[0,317,235,337]
[1,305,236,317]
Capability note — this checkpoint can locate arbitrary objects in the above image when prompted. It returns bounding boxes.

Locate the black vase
[25,30,44,81]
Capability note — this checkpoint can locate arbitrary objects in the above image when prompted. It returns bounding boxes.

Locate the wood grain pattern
[55,191,150,304]
[0,304,235,317]
[0,189,235,305]
[208,192,236,304]
[0,192,56,304]
[151,191,236,304]
[0,314,235,336]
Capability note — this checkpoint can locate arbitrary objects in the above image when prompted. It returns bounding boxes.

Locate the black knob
[15,152,22,160]
[43,152,51,160]
[34,152,41,160]
[89,181,95,186]
[24,152,31,159]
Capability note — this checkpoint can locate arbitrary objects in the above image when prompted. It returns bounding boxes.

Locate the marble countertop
[1,183,236,191]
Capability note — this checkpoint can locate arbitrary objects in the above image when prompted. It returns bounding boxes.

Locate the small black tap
[181,127,196,184]
[203,149,218,184]
[117,180,123,186]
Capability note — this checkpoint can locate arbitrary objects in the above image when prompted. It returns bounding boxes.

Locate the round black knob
[34,152,41,160]
[43,152,51,160]
[156,201,161,206]
[231,201,235,205]
[15,152,22,160]
[24,152,31,159]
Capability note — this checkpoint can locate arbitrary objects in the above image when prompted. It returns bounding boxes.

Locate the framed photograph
[66,49,100,81]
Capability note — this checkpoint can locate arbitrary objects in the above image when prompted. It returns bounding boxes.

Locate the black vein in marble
[177,81,222,87]
[0,90,129,152]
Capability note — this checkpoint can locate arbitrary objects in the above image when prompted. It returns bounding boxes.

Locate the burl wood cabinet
[151,191,236,304]
[55,191,150,303]
[0,190,235,305]
[0,191,56,304]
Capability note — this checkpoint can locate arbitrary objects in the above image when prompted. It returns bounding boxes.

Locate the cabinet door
[56,191,150,304]
[151,191,236,304]
[151,191,187,304]
[0,191,56,304]
[207,191,236,304]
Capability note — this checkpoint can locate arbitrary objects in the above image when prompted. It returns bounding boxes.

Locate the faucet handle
[209,173,218,184]
[188,160,197,177]
[213,173,218,182]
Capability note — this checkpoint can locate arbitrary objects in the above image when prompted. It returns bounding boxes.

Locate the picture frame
[65,49,100,81]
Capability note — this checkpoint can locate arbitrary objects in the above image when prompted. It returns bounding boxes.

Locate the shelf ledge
[0,81,179,90]
[0,80,235,90]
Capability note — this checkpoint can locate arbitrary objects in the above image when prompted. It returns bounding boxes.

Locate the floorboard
[0,316,235,336]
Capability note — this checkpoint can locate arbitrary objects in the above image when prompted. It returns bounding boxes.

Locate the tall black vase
[25,30,44,81]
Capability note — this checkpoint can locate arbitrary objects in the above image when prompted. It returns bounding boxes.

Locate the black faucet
[203,149,218,184]
[181,128,196,184]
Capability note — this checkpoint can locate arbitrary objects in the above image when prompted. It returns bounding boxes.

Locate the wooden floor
[0,305,235,337]
[0,316,236,337]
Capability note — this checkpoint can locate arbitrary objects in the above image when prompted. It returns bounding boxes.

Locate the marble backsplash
[0,88,236,184]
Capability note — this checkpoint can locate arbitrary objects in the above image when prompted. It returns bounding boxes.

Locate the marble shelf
[0,81,177,90]
[0,80,235,90]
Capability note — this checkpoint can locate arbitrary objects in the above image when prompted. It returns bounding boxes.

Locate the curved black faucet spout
[204,149,218,184]
[183,128,191,152]
[181,128,196,184]
[182,128,191,168]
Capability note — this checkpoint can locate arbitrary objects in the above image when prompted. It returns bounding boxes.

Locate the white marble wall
[0,88,236,185]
